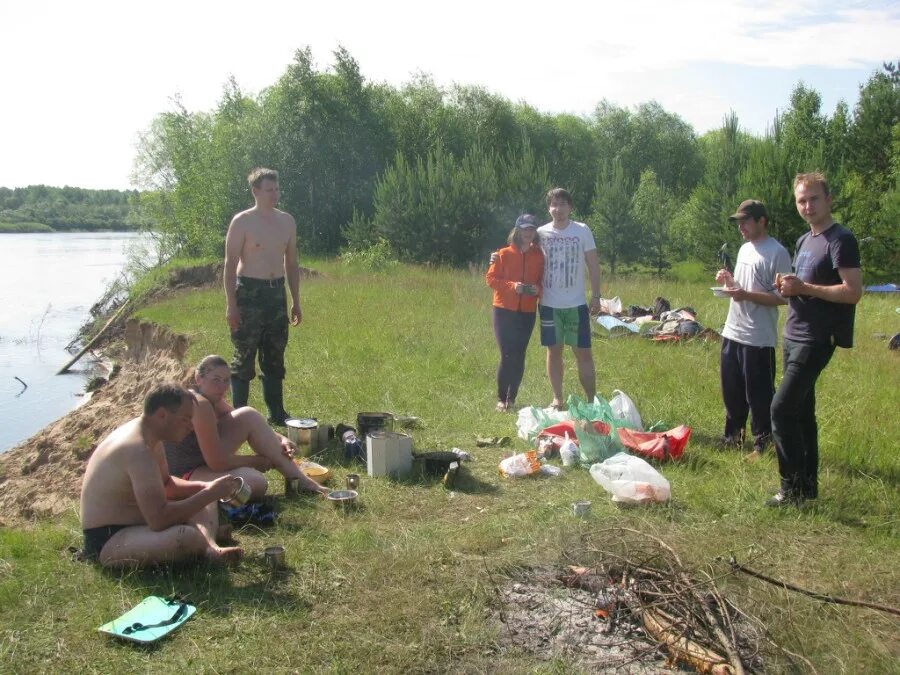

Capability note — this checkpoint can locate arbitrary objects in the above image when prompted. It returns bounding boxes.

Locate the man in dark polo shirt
[767,172,862,506]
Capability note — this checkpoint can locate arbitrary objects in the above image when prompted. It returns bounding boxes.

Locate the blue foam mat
[98,596,196,643]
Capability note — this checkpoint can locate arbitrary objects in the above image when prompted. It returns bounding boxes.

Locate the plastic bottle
[560,432,578,467]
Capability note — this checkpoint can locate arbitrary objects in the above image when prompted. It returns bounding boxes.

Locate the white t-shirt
[722,236,792,347]
[537,220,597,309]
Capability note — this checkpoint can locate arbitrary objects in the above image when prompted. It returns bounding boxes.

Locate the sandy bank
[0,320,190,527]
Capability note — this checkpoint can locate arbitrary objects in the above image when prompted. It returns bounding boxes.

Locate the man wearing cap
[224,167,301,425]
[767,172,862,507]
[715,199,791,457]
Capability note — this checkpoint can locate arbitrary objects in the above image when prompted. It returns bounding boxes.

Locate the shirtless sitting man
[80,383,244,568]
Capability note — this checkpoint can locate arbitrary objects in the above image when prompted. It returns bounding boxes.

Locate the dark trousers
[720,337,776,446]
[493,306,536,404]
[770,338,835,498]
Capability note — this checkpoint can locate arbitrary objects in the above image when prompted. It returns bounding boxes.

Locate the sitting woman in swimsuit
[164,355,328,499]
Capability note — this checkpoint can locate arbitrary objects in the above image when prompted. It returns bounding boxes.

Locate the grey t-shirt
[721,236,791,348]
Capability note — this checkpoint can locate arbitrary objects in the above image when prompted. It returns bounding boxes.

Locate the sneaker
[765,490,804,508]
[495,401,508,412]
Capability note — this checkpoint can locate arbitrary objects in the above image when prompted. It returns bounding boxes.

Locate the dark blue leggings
[493,306,536,404]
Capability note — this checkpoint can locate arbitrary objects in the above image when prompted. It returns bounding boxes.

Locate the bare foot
[207,545,244,565]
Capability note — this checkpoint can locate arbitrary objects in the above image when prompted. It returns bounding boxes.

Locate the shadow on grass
[385,464,500,495]
[98,554,313,620]
[826,458,899,488]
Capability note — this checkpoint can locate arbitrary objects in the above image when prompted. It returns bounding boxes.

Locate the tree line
[0,185,139,232]
[134,48,898,280]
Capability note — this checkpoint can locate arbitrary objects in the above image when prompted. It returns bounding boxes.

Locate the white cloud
[0,0,896,188]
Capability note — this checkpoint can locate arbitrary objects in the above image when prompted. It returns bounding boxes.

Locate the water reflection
[0,232,146,452]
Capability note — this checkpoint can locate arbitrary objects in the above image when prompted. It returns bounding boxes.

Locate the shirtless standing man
[80,384,243,567]
[225,168,302,425]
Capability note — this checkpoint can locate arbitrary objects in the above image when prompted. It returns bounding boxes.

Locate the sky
[1,0,897,191]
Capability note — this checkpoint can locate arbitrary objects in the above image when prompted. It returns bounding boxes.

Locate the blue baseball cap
[515,214,539,228]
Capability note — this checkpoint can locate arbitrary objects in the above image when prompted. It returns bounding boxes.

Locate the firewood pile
[496,528,781,672]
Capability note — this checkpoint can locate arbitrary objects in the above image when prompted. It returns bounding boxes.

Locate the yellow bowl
[298,460,332,484]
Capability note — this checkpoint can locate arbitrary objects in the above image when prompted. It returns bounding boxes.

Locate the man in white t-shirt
[538,188,602,408]
[715,199,791,457]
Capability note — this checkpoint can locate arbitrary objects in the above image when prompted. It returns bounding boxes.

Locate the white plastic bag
[599,296,623,314]
[610,389,643,431]
[589,452,670,504]
[516,405,571,440]
[499,451,541,478]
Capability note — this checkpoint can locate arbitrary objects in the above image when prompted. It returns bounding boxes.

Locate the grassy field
[1,259,898,672]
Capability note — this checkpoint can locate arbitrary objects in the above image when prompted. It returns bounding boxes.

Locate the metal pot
[285,418,318,446]
[415,451,460,477]
[356,412,393,439]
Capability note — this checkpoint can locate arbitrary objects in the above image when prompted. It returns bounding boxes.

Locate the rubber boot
[231,376,250,409]
[261,376,290,425]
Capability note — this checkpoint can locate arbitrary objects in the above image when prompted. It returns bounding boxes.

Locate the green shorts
[539,304,591,348]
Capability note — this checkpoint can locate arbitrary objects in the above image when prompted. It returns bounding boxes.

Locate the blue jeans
[770,339,835,498]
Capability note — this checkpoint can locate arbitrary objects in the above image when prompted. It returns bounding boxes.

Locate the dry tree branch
[729,556,900,617]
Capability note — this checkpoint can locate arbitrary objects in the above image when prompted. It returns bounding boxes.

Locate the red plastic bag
[616,425,691,461]
[537,420,611,442]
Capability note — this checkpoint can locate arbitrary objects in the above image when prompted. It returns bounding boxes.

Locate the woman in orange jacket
[485,214,545,411]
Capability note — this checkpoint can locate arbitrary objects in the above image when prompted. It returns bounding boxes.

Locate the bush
[340,237,399,271]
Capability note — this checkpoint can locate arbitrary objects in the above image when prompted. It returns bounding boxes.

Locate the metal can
[219,476,251,507]
[345,473,360,490]
[264,545,285,570]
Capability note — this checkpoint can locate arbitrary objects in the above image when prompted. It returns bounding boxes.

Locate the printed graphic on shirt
[794,249,815,280]
[542,235,583,290]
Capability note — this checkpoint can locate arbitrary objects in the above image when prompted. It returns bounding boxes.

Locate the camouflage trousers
[229,277,289,381]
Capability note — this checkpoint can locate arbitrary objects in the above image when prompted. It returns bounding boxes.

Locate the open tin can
[219,476,251,507]
[264,545,286,570]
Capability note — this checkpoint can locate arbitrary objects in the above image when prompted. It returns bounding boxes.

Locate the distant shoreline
[0,223,137,234]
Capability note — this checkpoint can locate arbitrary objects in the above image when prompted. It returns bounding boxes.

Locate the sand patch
[0,320,190,525]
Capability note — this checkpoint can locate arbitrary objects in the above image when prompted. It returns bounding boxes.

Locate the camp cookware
[572,500,592,517]
[345,473,360,490]
[326,489,358,508]
[357,412,393,439]
[415,451,461,477]
[264,545,286,570]
[219,476,251,507]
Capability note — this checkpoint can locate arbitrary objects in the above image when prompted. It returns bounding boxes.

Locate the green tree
[671,113,752,265]
[588,159,635,274]
[631,169,677,274]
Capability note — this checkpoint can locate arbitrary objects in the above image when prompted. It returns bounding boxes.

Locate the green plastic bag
[566,394,625,465]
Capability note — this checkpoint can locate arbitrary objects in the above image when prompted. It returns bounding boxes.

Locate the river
[0,232,147,452]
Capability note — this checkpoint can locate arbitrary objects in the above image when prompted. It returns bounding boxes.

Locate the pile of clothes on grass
[594,296,720,342]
